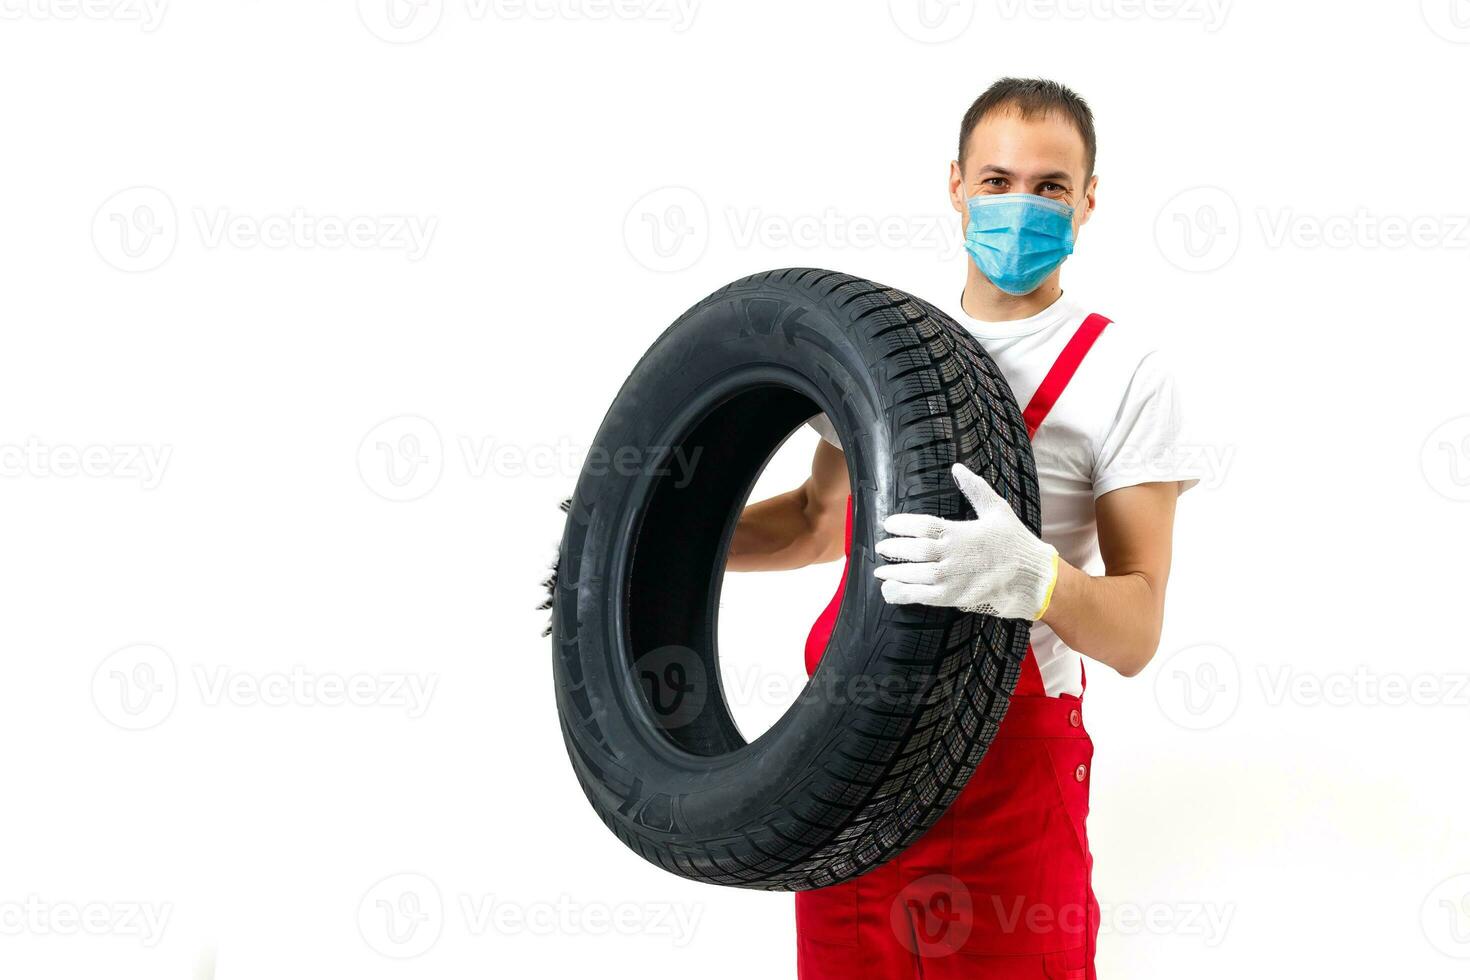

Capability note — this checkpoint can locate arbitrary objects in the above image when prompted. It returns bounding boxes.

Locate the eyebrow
[974,164,1074,183]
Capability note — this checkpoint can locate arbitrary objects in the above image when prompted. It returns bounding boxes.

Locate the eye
[981,177,1008,189]
[1039,182,1067,195]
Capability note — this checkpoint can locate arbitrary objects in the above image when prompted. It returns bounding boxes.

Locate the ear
[1076,174,1099,229]
[948,160,967,215]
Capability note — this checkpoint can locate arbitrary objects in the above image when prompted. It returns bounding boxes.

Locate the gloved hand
[874,463,1059,620]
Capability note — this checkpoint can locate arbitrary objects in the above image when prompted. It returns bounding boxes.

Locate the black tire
[551,268,1040,891]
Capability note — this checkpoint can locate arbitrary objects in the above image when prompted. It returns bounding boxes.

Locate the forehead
[964,108,1088,177]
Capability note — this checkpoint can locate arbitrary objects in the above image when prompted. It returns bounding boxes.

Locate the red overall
[796,315,1111,980]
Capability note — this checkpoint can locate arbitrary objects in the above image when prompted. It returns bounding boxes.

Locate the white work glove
[874,463,1059,620]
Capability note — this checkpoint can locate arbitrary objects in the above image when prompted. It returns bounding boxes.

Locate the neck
[960,264,1063,322]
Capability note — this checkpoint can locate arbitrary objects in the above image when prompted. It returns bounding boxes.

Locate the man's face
[949,108,1097,239]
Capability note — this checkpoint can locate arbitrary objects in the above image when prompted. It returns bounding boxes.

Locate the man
[728,78,1198,978]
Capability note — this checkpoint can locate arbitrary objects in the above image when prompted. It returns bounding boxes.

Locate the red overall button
[1068,708,1081,728]
[1074,764,1087,782]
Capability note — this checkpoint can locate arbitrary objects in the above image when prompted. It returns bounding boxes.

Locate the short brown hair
[958,77,1097,177]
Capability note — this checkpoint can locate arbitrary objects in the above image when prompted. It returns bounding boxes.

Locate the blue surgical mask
[964,193,1076,296]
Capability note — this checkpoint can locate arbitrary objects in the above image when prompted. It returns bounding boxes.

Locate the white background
[3,1,1469,977]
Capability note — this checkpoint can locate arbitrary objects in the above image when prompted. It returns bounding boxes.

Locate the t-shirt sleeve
[1092,351,1202,498]
[807,413,842,449]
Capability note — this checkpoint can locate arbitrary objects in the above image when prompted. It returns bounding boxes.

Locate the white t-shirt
[811,294,1199,698]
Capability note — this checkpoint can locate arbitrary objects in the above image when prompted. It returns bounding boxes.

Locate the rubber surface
[551,269,1040,891]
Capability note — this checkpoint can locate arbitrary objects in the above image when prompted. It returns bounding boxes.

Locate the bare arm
[1040,481,1180,677]
[726,441,850,572]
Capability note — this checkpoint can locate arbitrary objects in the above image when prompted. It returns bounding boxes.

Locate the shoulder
[1061,312,1175,408]
[1064,313,1191,449]
[1086,314,1166,376]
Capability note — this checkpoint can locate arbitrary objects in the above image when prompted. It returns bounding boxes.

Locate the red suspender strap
[1022,313,1112,439]
[1014,312,1110,698]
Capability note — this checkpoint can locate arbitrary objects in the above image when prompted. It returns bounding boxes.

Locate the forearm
[1040,559,1165,677]
[876,473,1180,678]
[727,487,844,572]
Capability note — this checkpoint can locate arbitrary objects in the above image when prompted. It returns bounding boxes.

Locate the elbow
[794,533,841,567]
[1114,583,1166,678]
[801,494,848,565]
[808,528,846,565]
[1114,657,1149,679]
[1113,629,1163,678]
